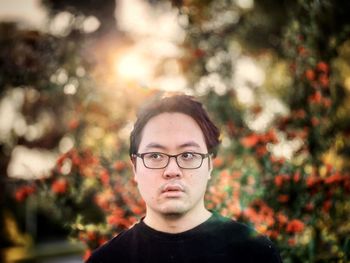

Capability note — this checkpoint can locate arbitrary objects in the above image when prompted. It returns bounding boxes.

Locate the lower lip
[162,191,184,198]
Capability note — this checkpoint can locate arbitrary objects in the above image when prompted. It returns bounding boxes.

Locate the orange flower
[316,61,329,73]
[256,146,267,157]
[68,118,79,130]
[293,171,301,183]
[322,98,332,108]
[306,175,319,187]
[277,213,288,226]
[100,169,110,186]
[324,172,342,184]
[99,237,108,246]
[240,134,259,148]
[297,46,307,56]
[71,151,81,166]
[274,175,284,187]
[305,69,315,81]
[15,189,27,202]
[319,74,329,88]
[277,194,289,203]
[286,219,305,233]
[267,230,279,239]
[51,178,68,194]
[83,249,92,262]
[305,202,314,212]
[263,129,278,143]
[256,224,268,234]
[270,155,285,164]
[309,91,322,104]
[95,191,112,212]
[131,205,144,215]
[322,200,332,213]
[14,186,36,202]
[206,202,215,210]
[228,202,241,217]
[56,152,68,167]
[231,171,242,179]
[243,207,257,220]
[295,109,306,119]
[325,163,333,172]
[87,231,96,241]
[212,157,224,168]
[311,117,320,126]
[219,169,230,179]
[107,208,129,227]
[113,160,126,172]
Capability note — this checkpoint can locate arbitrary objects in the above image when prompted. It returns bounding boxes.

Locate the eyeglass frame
[132,152,211,169]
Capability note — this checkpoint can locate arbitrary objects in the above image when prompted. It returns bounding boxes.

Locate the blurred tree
[0,23,62,93]
[171,0,350,261]
[0,0,150,260]
[3,0,350,262]
[41,0,118,36]
[0,20,92,253]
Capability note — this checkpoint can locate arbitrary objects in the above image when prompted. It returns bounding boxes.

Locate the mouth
[162,184,184,193]
[161,183,185,197]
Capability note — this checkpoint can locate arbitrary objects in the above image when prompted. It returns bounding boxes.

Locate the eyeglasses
[133,152,211,169]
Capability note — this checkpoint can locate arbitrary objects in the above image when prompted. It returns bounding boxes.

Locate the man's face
[134,112,212,217]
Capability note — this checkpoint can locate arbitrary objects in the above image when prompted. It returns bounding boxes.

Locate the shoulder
[86,225,138,263]
[240,234,282,263]
[209,213,257,239]
[211,214,283,262]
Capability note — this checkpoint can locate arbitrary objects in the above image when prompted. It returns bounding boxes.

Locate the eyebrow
[144,143,167,151]
[143,141,201,152]
[178,141,201,149]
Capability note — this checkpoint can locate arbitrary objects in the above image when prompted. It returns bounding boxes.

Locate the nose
[163,156,182,179]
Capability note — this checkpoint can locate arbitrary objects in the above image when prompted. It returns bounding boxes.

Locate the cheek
[188,170,211,189]
[135,170,158,196]
[196,165,211,180]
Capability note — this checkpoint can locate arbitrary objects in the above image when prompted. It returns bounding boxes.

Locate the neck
[143,206,212,234]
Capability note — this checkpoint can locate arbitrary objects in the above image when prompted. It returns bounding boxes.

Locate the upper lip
[161,183,185,193]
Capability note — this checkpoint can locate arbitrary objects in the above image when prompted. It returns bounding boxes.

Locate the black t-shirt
[87,213,283,263]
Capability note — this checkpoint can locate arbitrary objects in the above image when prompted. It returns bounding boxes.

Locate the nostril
[164,172,180,178]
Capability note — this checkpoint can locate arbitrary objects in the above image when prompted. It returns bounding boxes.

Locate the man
[87,95,283,263]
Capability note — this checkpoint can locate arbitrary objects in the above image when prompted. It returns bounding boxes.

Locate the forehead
[138,112,207,152]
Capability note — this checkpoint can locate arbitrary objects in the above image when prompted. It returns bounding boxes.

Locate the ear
[130,157,138,182]
[208,156,213,179]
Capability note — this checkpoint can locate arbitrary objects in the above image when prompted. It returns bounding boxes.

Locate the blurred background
[1,0,350,262]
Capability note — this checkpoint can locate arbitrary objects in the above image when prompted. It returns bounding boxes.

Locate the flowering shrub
[14,134,350,262]
[205,142,350,261]
[8,1,350,263]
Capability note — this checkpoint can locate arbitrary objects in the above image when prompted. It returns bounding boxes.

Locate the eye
[147,153,164,160]
[180,152,195,160]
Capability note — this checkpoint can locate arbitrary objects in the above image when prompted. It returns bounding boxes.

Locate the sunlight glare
[59,136,75,153]
[236,0,254,9]
[114,52,151,83]
[49,11,74,36]
[236,86,255,106]
[82,16,100,33]
[268,137,304,160]
[7,146,57,179]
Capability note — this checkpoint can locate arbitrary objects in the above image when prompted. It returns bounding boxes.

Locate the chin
[159,204,189,216]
